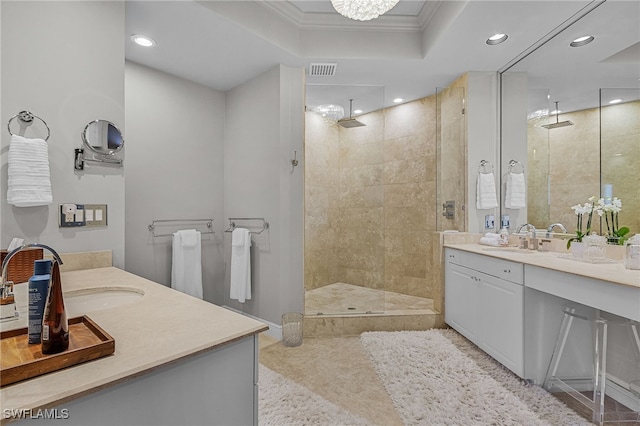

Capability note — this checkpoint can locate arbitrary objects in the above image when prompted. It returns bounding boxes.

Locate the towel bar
[225,217,269,235]
[148,219,214,238]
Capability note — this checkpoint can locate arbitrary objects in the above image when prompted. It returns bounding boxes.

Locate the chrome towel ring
[7,110,50,141]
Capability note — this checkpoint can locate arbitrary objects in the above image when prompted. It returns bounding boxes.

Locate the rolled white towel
[479,237,501,246]
[484,232,501,239]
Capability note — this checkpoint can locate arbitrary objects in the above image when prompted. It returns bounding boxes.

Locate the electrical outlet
[59,204,86,227]
[501,215,510,229]
[485,215,495,230]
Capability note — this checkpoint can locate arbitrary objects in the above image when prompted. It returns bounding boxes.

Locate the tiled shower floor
[305,282,435,315]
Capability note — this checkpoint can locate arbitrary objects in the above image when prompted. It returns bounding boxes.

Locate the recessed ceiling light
[608,99,622,104]
[353,109,363,114]
[131,34,156,47]
[570,35,594,47]
[393,98,403,103]
[486,33,508,45]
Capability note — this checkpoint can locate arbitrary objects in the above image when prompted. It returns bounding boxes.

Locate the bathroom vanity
[0,267,268,425]
[444,244,640,385]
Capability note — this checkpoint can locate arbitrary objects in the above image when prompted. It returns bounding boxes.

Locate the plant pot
[607,236,621,245]
[570,242,584,260]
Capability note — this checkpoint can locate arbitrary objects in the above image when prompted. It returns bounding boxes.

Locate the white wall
[224,65,304,324]
[466,71,500,233]
[124,61,225,303]
[1,1,125,266]
[500,71,529,229]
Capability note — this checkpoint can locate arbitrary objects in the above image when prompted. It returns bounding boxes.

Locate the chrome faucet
[515,224,538,250]
[546,223,568,238]
[1,244,63,319]
[515,223,537,235]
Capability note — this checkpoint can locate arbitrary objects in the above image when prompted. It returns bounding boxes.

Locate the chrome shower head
[542,101,574,129]
[541,120,574,129]
[337,99,365,128]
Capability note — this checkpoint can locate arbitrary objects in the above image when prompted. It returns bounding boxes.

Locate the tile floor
[305,282,434,315]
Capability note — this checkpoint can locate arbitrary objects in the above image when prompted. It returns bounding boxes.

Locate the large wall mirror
[500,0,639,240]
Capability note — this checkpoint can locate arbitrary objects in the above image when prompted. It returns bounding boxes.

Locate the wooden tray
[0,316,115,387]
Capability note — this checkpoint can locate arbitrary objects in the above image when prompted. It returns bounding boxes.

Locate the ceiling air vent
[309,62,337,77]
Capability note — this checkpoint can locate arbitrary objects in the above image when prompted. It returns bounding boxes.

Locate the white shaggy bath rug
[360,329,590,426]
[259,364,369,426]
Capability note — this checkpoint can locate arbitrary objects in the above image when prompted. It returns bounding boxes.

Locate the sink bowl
[66,287,144,316]
[482,247,536,254]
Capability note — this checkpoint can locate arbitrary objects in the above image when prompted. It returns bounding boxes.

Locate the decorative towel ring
[478,160,494,174]
[508,160,525,173]
[7,111,50,141]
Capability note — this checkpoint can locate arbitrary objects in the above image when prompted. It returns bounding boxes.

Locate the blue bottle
[28,259,52,344]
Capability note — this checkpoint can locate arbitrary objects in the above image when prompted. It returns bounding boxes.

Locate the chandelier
[313,104,345,124]
[330,0,399,21]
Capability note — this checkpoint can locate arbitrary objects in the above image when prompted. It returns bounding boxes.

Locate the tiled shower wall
[305,96,438,299]
[527,100,639,236]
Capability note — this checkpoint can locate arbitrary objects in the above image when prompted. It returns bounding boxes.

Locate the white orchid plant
[600,197,629,245]
[567,196,628,248]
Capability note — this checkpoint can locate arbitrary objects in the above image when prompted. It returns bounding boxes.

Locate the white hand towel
[171,229,203,299]
[7,134,52,207]
[230,228,252,303]
[476,172,498,209]
[505,172,526,209]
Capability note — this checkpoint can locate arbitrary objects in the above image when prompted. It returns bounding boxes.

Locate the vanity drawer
[444,248,462,265]
[463,252,524,285]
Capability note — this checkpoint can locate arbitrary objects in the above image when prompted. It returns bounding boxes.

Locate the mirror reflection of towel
[171,229,203,299]
[476,172,498,209]
[505,172,526,209]
[230,228,251,303]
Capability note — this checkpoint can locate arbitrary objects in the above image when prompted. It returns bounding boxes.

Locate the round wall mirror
[82,119,124,155]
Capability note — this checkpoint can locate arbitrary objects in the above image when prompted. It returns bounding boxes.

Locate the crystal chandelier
[313,104,345,124]
[330,0,399,21]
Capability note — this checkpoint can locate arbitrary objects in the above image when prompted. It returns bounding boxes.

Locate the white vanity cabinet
[445,248,525,377]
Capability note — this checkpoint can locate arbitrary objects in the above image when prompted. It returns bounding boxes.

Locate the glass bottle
[41,261,69,354]
[625,234,640,270]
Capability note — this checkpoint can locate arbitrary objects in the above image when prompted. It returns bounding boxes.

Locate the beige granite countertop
[445,243,640,289]
[0,267,268,417]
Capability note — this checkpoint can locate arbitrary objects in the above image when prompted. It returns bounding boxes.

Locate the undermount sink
[482,247,537,254]
[66,287,144,316]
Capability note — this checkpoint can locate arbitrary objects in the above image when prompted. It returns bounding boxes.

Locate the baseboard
[222,305,282,341]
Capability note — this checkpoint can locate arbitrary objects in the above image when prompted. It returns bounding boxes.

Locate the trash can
[281,312,303,347]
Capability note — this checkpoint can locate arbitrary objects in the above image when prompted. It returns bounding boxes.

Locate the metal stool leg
[544,307,575,390]
[593,316,607,426]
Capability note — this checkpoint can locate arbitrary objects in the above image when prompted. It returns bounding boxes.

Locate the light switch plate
[84,204,107,227]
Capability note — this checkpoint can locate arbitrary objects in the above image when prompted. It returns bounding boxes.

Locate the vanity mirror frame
[497,0,639,238]
[81,119,124,156]
[74,119,124,171]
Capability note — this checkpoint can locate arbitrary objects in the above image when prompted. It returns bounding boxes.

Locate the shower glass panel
[436,86,466,232]
[304,84,386,315]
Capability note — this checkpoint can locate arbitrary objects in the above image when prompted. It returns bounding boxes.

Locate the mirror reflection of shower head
[542,101,574,129]
[337,99,366,128]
